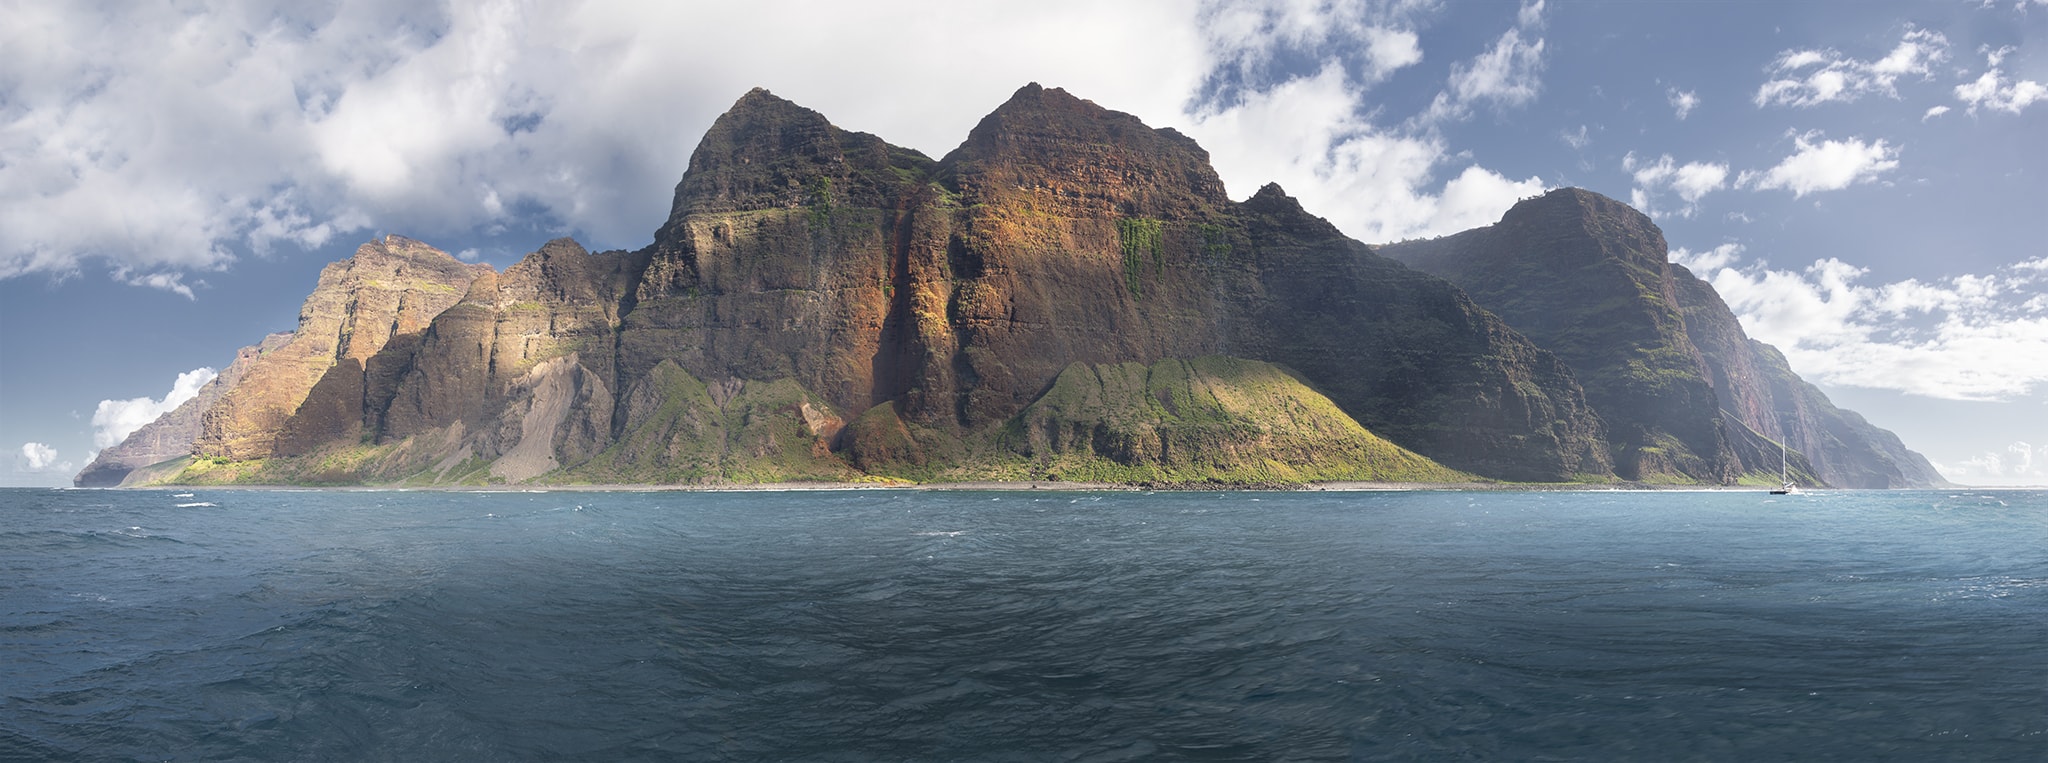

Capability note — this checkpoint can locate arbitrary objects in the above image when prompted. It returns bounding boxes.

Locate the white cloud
[1923,105,1952,120]
[1422,0,1547,123]
[1189,64,1545,243]
[1699,255,2048,401]
[1,1,1212,290]
[91,368,218,449]
[1954,47,2047,114]
[1362,26,1424,77]
[1560,125,1590,150]
[1738,131,1899,197]
[1624,152,1728,217]
[1668,88,1699,119]
[18,442,65,472]
[0,0,1563,289]
[1200,0,1433,90]
[1754,27,1949,107]
[1672,243,1745,272]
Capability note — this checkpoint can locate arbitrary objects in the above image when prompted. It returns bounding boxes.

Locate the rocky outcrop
[72,333,291,487]
[192,236,487,460]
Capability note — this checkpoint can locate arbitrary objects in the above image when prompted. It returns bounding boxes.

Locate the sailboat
[1769,440,1799,495]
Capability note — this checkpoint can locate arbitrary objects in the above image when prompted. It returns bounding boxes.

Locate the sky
[2,0,2044,487]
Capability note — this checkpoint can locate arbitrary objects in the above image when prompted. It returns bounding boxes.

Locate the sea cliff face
[191,236,488,462]
[84,85,1939,488]
[72,333,291,487]
[1382,189,1943,488]
[1667,266,1947,488]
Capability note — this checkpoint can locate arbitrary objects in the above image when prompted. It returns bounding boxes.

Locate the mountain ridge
[79,85,1941,489]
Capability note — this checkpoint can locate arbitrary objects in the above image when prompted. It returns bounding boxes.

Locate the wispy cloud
[1954,47,2047,115]
[1668,88,1699,119]
[1419,0,1548,123]
[1625,152,1728,217]
[1671,243,1745,272]
[1754,27,1948,107]
[1696,254,2048,401]
[1738,131,1898,197]
[1937,441,2047,486]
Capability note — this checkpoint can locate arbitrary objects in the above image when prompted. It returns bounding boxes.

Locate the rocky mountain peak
[659,87,932,245]
[1495,187,1668,268]
[941,82,1229,220]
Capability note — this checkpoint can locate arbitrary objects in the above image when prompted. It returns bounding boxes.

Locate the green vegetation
[1115,217,1163,297]
[972,356,1471,486]
[1198,223,1233,259]
[806,176,835,227]
[566,361,859,485]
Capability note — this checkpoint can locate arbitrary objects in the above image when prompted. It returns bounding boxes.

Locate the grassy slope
[143,355,1467,488]
[922,356,1470,485]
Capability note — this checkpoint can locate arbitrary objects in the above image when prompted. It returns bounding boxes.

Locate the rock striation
[192,236,488,461]
[72,333,291,487]
[84,84,1939,488]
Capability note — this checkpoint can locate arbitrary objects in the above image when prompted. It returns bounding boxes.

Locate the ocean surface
[1,487,2043,761]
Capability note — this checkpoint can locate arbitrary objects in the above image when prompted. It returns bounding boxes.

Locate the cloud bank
[1,0,1559,292]
[1694,254,2048,401]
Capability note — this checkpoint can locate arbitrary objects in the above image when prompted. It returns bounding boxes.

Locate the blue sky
[3,0,2044,486]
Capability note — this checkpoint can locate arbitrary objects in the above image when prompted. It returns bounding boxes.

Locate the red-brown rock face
[73,333,292,486]
[609,84,1612,480]
[193,236,487,460]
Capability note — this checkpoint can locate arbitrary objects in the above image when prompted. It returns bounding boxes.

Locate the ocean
[1,487,2042,760]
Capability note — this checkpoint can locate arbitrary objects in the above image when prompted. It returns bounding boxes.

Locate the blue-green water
[2,487,2043,760]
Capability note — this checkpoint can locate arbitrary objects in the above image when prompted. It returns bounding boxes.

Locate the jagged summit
[941,82,1230,220]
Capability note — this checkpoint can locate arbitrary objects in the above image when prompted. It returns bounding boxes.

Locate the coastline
[78,480,1826,493]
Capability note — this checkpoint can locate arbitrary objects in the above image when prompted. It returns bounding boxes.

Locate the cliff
[1669,266,1947,487]
[191,236,488,461]
[84,84,1937,489]
[72,333,291,487]
[1383,189,1942,487]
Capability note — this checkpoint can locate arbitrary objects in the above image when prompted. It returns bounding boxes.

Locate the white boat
[1769,441,1799,495]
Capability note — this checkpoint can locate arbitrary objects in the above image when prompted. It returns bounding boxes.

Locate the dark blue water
[2,488,2043,761]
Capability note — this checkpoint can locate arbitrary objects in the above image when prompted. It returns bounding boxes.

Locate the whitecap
[175,502,216,508]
